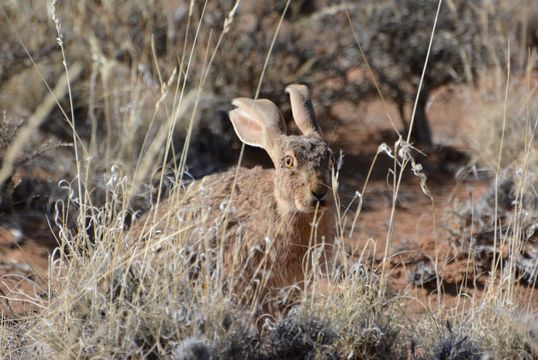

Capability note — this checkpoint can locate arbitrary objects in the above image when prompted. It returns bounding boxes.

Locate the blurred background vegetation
[0,1,536,210]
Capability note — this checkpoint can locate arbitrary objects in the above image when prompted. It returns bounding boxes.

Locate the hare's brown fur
[130,85,336,310]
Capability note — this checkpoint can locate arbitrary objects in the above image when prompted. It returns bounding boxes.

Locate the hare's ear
[229,98,287,151]
[285,84,321,137]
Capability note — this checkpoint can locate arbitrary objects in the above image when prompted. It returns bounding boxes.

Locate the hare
[131,84,336,311]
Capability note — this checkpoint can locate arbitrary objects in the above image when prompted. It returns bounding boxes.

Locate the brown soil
[0,214,54,316]
[1,85,537,318]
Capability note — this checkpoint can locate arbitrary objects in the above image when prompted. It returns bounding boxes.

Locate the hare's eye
[284,155,295,168]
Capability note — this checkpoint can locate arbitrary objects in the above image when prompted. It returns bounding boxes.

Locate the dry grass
[467,65,538,171]
[1,0,538,359]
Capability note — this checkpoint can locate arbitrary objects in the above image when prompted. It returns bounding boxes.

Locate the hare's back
[183,166,275,212]
[129,166,274,243]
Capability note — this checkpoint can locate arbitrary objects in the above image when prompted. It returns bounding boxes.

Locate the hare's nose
[311,188,328,202]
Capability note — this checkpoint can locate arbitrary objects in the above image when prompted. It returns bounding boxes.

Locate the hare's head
[229,84,334,213]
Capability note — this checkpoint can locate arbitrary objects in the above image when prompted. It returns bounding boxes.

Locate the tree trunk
[411,93,433,147]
